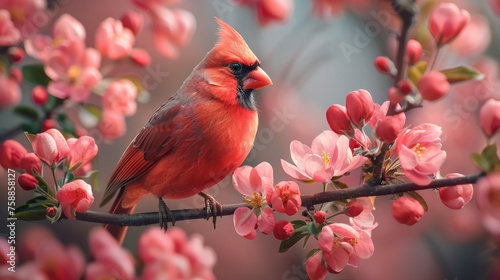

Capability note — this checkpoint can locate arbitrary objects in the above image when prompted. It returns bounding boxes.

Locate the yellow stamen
[67,65,81,84]
[243,191,264,208]
[8,7,25,24]
[347,238,359,246]
[411,143,426,158]
[321,151,331,167]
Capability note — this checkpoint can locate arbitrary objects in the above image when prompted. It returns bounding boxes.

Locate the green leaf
[407,191,428,212]
[55,113,76,136]
[441,65,484,84]
[333,180,349,189]
[13,105,39,121]
[14,206,47,221]
[279,232,309,253]
[291,220,307,230]
[22,64,51,86]
[307,221,320,237]
[471,144,500,173]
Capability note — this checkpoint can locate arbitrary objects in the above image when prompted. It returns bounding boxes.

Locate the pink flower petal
[257,207,275,235]
[281,159,310,181]
[233,207,257,237]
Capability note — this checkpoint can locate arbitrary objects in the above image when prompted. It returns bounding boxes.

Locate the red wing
[100,99,186,206]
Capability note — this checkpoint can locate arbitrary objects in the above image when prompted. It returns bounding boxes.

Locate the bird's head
[199,17,272,110]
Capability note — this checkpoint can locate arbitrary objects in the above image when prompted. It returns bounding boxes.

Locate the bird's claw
[158,197,175,231]
[198,192,222,229]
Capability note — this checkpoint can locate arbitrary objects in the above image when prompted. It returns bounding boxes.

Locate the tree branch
[75,172,484,227]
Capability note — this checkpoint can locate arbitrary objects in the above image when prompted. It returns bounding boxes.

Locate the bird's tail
[103,188,136,245]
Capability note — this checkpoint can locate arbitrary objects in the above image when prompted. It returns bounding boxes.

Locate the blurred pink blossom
[429,2,470,46]
[312,0,345,18]
[151,7,196,58]
[56,179,94,219]
[0,9,20,45]
[20,152,41,175]
[102,79,138,116]
[44,39,101,102]
[232,162,275,239]
[479,98,500,137]
[0,139,27,169]
[98,110,126,142]
[120,10,143,36]
[235,0,293,26]
[418,71,450,101]
[95,17,135,59]
[395,123,447,186]
[281,130,367,183]
[476,173,500,237]
[35,240,85,280]
[0,72,21,109]
[450,13,491,56]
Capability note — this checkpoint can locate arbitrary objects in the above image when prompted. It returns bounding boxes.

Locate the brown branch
[75,172,484,227]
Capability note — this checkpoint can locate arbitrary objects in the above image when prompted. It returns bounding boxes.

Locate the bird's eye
[229,62,243,74]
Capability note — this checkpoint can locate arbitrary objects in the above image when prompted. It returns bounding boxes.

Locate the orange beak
[243,67,272,90]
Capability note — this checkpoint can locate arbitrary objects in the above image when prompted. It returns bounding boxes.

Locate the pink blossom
[418,71,450,101]
[120,10,143,36]
[35,240,85,280]
[318,223,358,273]
[438,173,473,210]
[349,197,377,232]
[306,252,328,280]
[347,224,375,268]
[0,139,27,169]
[476,173,500,236]
[429,2,470,45]
[395,123,447,186]
[45,39,101,102]
[0,0,46,28]
[0,72,21,109]
[491,0,500,16]
[450,14,491,56]
[56,179,94,219]
[392,196,424,225]
[151,7,195,58]
[375,116,404,143]
[273,220,293,240]
[406,39,422,65]
[346,89,375,128]
[18,173,38,190]
[232,162,275,239]
[130,48,151,66]
[281,130,367,183]
[66,136,98,170]
[270,181,301,216]
[369,101,406,130]
[98,110,126,142]
[345,200,363,217]
[0,9,20,45]
[25,13,85,62]
[95,17,135,59]
[236,0,293,26]
[326,104,353,135]
[31,128,69,165]
[102,79,138,116]
[87,227,135,280]
[479,99,500,137]
[139,227,216,280]
[20,152,41,175]
[374,56,396,75]
[0,237,10,266]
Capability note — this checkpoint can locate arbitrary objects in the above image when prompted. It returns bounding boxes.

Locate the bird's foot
[198,192,222,229]
[158,197,175,231]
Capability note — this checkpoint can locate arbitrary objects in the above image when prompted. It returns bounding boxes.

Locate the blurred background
[1,0,500,279]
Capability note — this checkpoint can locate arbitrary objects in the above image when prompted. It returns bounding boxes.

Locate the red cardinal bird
[101,18,272,243]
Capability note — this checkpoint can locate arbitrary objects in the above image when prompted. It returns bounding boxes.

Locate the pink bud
[9,67,22,83]
[120,10,143,36]
[375,116,403,143]
[392,196,424,226]
[374,56,396,75]
[271,181,301,216]
[42,119,57,131]
[20,153,41,175]
[398,80,413,95]
[8,47,24,63]
[56,179,94,219]
[388,87,405,105]
[67,136,98,170]
[479,99,500,137]
[18,173,38,191]
[46,207,57,218]
[345,200,363,217]
[418,71,450,101]
[406,39,422,65]
[313,211,326,224]
[31,86,48,106]
[0,140,28,169]
[349,129,371,151]
[326,104,353,135]
[273,220,293,240]
[346,89,375,127]
[438,173,473,210]
[32,129,69,165]
[130,48,151,66]
[429,3,470,45]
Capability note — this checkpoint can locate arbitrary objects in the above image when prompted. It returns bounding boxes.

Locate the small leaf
[279,232,309,253]
[407,191,428,212]
[22,64,51,86]
[14,204,47,221]
[13,105,39,121]
[441,65,484,84]
[471,144,500,173]
[307,221,320,237]
[291,220,307,230]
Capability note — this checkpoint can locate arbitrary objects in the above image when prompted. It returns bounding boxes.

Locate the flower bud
[346,89,374,128]
[8,47,24,63]
[130,48,151,66]
[0,140,28,169]
[479,99,500,137]
[429,3,470,45]
[9,67,22,83]
[271,181,301,216]
[313,211,326,224]
[345,200,363,217]
[398,80,413,95]
[67,136,98,170]
[418,71,450,101]
[273,220,293,240]
[438,173,473,210]
[374,56,396,75]
[20,153,41,175]
[31,86,48,106]
[388,87,404,105]
[392,196,424,225]
[406,39,422,65]
[18,173,38,191]
[120,10,143,36]
[32,129,69,165]
[375,116,403,143]
[46,207,57,218]
[326,104,353,135]
[41,119,57,131]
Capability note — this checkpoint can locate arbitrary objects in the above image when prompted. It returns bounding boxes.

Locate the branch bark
[75,172,484,227]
